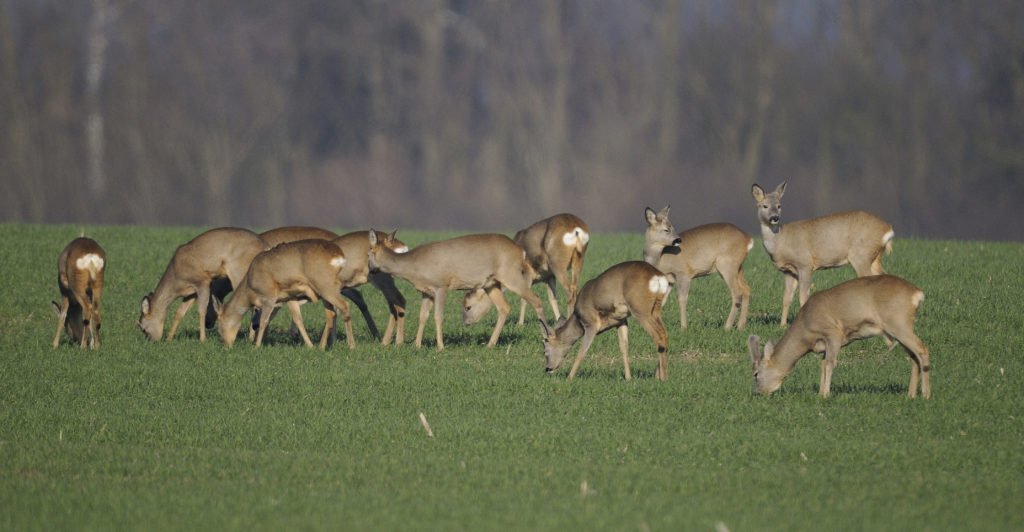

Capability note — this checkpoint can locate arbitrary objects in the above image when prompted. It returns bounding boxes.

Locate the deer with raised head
[256,227,409,345]
[52,237,105,349]
[747,275,930,398]
[138,227,268,342]
[367,230,544,350]
[751,182,894,325]
[643,206,753,330]
[218,239,352,348]
[540,261,670,381]
[461,213,590,327]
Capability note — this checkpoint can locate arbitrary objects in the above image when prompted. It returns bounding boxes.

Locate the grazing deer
[540,261,670,381]
[643,206,753,330]
[138,227,268,342]
[256,227,409,345]
[461,213,590,326]
[747,275,930,398]
[368,230,545,350]
[751,182,894,325]
[217,239,352,348]
[52,237,105,348]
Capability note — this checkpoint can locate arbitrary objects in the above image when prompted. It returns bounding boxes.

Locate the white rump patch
[746,239,754,252]
[562,227,590,247]
[394,245,409,254]
[648,275,670,294]
[882,229,895,246]
[76,253,104,272]
[912,290,924,308]
[330,256,346,268]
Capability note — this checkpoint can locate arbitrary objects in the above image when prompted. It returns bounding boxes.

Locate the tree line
[1,0,1021,240]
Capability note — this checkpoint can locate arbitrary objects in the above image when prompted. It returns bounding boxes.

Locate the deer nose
[672,237,682,245]
[545,367,555,374]
[769,215,780,224]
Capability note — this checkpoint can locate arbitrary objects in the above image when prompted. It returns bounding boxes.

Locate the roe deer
[540,261,670,381]
[257,227,409,345]
[138,227,268,342]
[462,213,590,326]
[747,275,930,398]
[52,237,105,348]
[367,230,544,350]
[643,206,753,330]
[751,182,894,325]
[217,239,352,348]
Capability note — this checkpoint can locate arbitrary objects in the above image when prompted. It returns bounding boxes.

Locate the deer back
[773,211,893,269]
[373,233,530,291]
[260,226,339,248]
[661,222,752,277]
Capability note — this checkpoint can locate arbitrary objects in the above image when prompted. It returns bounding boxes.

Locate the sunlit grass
[1,223,1022,531]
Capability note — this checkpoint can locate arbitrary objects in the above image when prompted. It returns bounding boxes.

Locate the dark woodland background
[2,0,1022,240]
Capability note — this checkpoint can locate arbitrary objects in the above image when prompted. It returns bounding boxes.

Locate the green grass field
[1,223,1022,531]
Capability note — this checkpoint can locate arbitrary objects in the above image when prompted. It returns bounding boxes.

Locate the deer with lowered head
[540,261,671,381]
[751,181,894,325]
[643,206,753,330]
[462,213,590,326]
[217,239,352,348]
[52,237,105,349]
[137,227,268,342]
[367,230,545,350]
[747,274,930,398]
[256,226,410,345]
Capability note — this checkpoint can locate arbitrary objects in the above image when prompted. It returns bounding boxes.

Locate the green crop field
[1,223,1022,531]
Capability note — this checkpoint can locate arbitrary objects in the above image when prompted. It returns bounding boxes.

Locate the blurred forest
[1,0,1022,240]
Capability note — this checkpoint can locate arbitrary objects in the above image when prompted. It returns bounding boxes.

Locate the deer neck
[766,327,811,379]
[760,223,781,256]
[642,241,662,265]
[555,313,586,347]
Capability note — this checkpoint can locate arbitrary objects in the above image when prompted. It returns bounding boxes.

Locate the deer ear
[775,181,787,197]
[751,184,765,201]
[763,339,775,361]
[140,294,152,315]
[538,319,553,341]
[368,229,378,247]
[747,335,763,365]
[644,207,657,225]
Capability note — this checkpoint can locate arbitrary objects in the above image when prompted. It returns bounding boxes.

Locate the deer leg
[255,303,275,347]
[342,287,381,342]
[517,296,529,326]
[797,269,813,308]
[485,286,511,347]
[735,270,751,330]
[53,297,70,348]
[634,311,669,381]
[371,273,406,346]
[567,328,600,380]
[820,338,841,397]
[195,281,212,343]
[414,295,433,349]
[616,324,632,381]
[322,293,354,349]
[675,276,692,330]
[88,282,102,349]
[432,289,447,351]
[548,270,570,322]
[780,274,798,326]
[889,326,931,399]
[167,295,196,341]
[284,300,314,347]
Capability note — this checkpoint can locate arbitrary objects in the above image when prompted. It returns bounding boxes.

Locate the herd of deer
[52,182,931,399]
